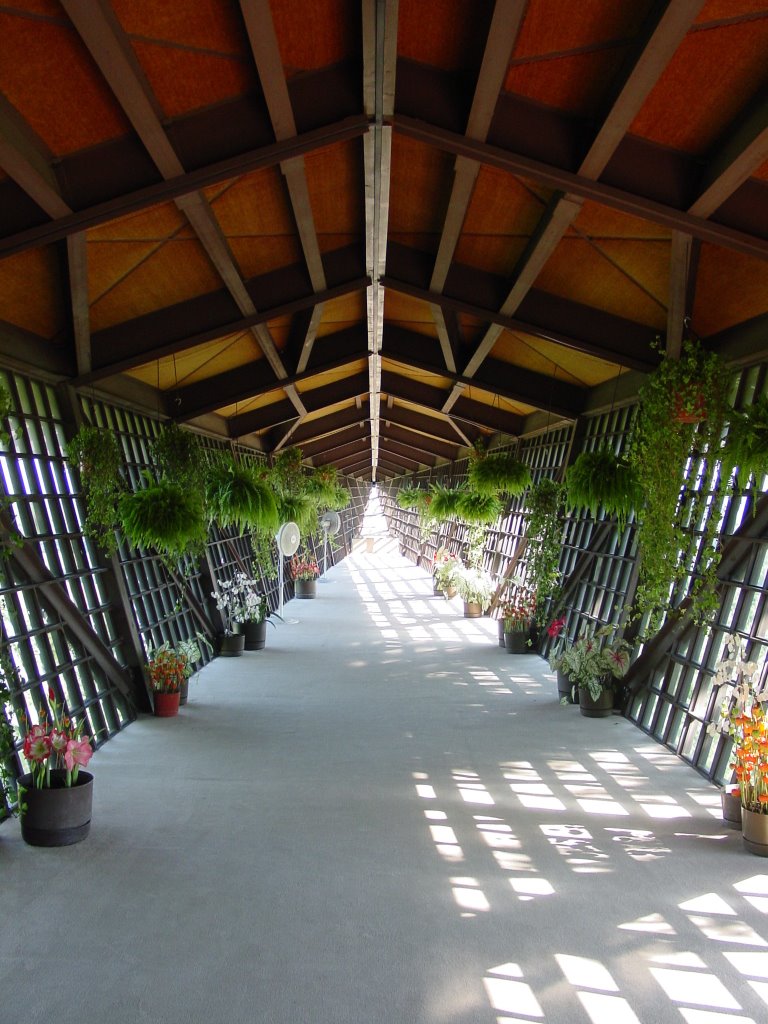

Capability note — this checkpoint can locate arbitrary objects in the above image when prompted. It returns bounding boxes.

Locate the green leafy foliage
[723,398,768,484]
[151,423,203,489]
[428,483,464,520]
[119,475,207,561]
[396,486,431,512]
[65,425,125,554]
[205,455,279,534]
[525,478,564,617]
[628,338,733,630]
[455,489,502,526]
[468,450,532,497]
[565,448,641,530]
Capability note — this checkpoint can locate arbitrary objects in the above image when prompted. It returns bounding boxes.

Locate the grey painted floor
[2,540,767,1024]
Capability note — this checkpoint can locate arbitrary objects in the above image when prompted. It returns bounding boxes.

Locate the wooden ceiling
[1,0,767,479]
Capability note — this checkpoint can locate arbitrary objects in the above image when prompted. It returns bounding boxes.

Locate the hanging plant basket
[119,476,207,561]
[151,422,202,489]
[428,483,464,521]
[565,448,641,530]
[468,450,532,497]
[64,425,125,553]
[205,456,279,534]
[455,489,502,526]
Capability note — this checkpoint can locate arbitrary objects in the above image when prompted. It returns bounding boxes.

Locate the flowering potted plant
[290,552,320,599]
[706,633,767,848]
[502,591,536,653]
[212,571,279,650]
[16,687,95,846]
[553,625,631,716]
[546,616,572,701]
[453,563,495,618]
[147,643,189,716]
[433,548,460,597]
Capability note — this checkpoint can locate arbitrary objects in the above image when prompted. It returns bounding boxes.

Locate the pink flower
[50,729,68,754]
[23,727,52,763]
[63,738,93,771]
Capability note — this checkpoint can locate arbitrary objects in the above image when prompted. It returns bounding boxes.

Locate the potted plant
[705,633,765,835]
[213,571,281,649]
[146,643,189,716]
[546,616,572,702]
[433,548,461,598]
[564,447,641,531]
[290,551,321,599]
[628,337,732,630]
[556,625,631,717]
[16,687,94,846]
[151,422,203,489]
[453,563,495,617]
[502,590,537,653]
[64,424,125,553]
[176,632,214,703]
[729,698,768,855]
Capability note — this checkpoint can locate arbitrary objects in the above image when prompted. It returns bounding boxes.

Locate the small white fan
[276,521,300,616]
[319,511,341,577]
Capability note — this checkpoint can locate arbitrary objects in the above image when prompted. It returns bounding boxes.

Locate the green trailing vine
[152,422,203,490]
[0,651,20,818]
[564,447,642,531]
[525,477,565,619]
[628,337,732,631]
[65,424,125,554]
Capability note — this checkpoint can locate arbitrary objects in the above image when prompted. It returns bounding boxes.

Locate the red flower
[547,617,565,639]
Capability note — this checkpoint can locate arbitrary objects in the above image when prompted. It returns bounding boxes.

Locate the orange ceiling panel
[537,237,669,330]
[86,202,191,244]
[389,135,454,237]
[492,328,618,388]
[505,48,629,117]
[454,235,529,278]
[384,291,437,334]
[297,360,367,392]
[696,1,768,22]
[89,238,224,331]
[630,18,768,154]
[318,291,367,330]
[112,0,245,53]
[463,166,548,237]
[128,39,254,119]
[210,168,295,238]
[397,0,492,71]
[382,358,451,391]
[694,244,768,337]
[460,381,534,417]
[229,236,305,283]
[305,141,362,239]
[573,201,672,240]
[0,246,64,340]
[126,330,260,390]
[513,1,650,59]
[0,12,130,156]
[271,0,356,78]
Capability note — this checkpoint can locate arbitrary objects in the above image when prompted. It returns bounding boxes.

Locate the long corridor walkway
[2,543,765,1024]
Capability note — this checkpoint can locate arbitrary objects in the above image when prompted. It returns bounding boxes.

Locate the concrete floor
[2,539,767,1024]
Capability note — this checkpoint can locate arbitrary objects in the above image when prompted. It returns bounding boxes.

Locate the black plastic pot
[18,770,94,847]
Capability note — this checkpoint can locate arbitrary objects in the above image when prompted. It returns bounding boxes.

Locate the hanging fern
[723,398,768,484]
[428,483,464,520]
[277,493,317,535]
[456,489,502,525]
[525,478,565,617]
[565,448,641,530]
[205,456,279,534]
[468,450,532,497]
[306,466,350,510]
[119,476,207,561]
[396,486,429,511]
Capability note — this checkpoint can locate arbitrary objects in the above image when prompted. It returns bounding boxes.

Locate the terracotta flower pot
[153,690,180,717]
